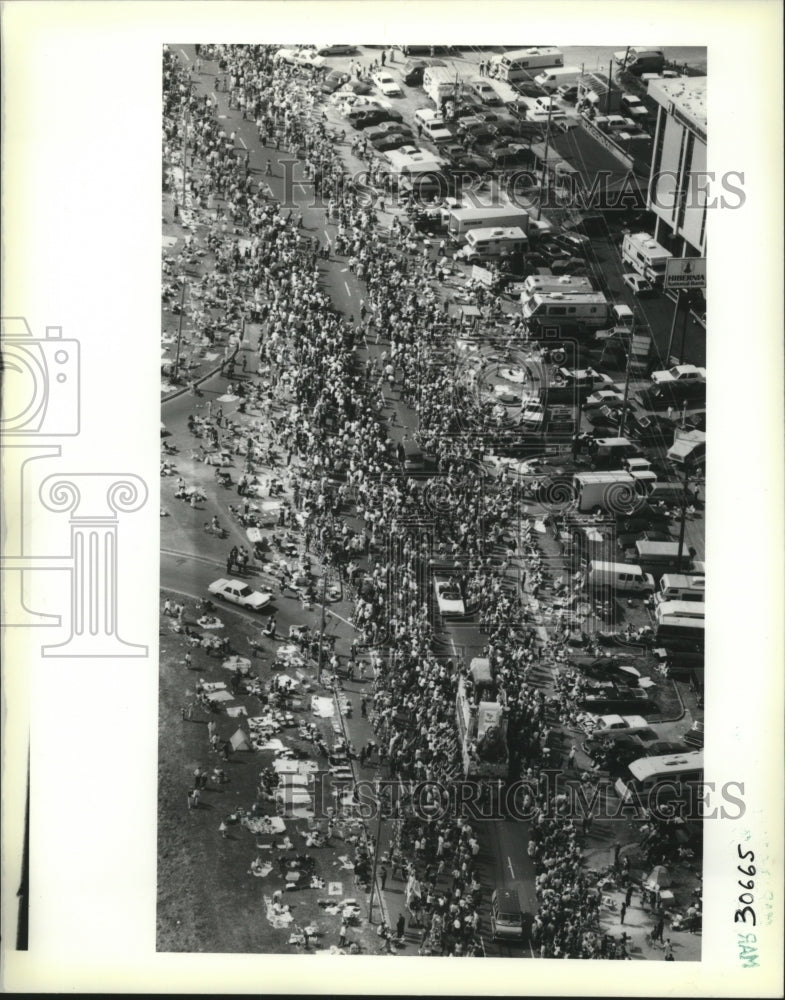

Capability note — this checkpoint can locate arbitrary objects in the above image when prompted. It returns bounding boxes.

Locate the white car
[595,713,648,731]
[584,389,625,410]
[622,272,655,296]
[526,105,567,123]
[294,49,327,69]
[492,384,519,405]
[372,71,403,97]
[434,578,466,617]
[651,363,707,386]
[208,578,273,611]
[519,398,545,427]
[274,48,299,64]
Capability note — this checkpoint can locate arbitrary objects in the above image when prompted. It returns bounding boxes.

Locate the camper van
[488,47,564,83]
[520,274,594,305]
[522,290,611,332]
[447,206,530,243]
[456,226,528,263]
[534,65,583,93]
[621,232,673,284]
[586,560,655,594]
[422,66,460,107]
[656,600,705,623]
[655,573,706,605]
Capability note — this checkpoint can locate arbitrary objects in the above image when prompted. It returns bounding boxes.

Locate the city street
[159,43,705,960]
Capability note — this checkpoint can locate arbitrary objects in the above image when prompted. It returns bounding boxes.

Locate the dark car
[371,133,413,152]
[321,69,351,93]
[450,153,494,174]
[682,720,704,748]
[550,257,588,276]
[440,141,470,164]
[465,128,496,149]
[489,144,529,168]
[513,80,549,98]
[452,100,483,119]
[402,58,446,86]
[637,381,706,410]
[487,122,520,143]
[362,121,413,139]
[627,413,676,444]
[548,231,592,256]
[456,116,486,136]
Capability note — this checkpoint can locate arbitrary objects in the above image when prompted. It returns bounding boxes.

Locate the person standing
[338,918,348,947]
[664,938,674,961]
[396,913,405,940]
[380,864,388,891]
[625,884,634,908]
[620,901,627,924]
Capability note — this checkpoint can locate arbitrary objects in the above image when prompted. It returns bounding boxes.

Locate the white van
[489,47,564,83]
[456,226,528,263]
[534,66,583,93]
[586,560,655,594]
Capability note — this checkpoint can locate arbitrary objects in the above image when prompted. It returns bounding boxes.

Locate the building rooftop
[647,76,707,133]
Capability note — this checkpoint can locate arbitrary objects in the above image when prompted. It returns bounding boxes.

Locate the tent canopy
[230,728,252,751]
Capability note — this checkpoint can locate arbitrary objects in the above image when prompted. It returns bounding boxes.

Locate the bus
[615,750,703,805]
[489,47,564,83]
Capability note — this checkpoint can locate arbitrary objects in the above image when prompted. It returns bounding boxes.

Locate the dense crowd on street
[163,42,667,958]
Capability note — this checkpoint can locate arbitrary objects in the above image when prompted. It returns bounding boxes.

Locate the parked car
[584,389,626,410]
[683,720,704,748]
[362,120,413,139]
[294,49,327,70]
[550,257,588,276]
[637,381,706,409]
[371,133,413,152]
[208,578,274,611]
[549,231,591,255]
[434,578,466,617]
[467,78,503,106]
[651,363,707,386]
[372,71,403,97]
[556,84,579,102]
[623,272,656,296]
[321,69,351,93]
[337,78,372,97]
[450,153,494,174]
[452,99,483,119]
[627,413,676,444]
[402,58,445,85]
[315,44,356,56]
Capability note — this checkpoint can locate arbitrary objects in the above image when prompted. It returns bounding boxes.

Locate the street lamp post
[316,569,327,683]
[617,318,635,439]
[174,276,187,379]
[674,459,693,568]
[536,97,554,222]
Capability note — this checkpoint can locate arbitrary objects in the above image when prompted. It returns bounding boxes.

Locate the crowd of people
[163,43,674,959]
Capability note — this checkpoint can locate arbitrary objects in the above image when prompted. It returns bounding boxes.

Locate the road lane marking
[238,136,247,149]
[340,267,348,272]
[212,92,217,103]
[181,49,190,61]
[506,856,515,878]
[344,281,351,296]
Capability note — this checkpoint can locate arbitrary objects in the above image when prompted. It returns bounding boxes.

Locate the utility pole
[665,289,683,364]
[181,81,191,209]
[367,780,385,924]
[617,315,635,438]
[316,570,327,683]
[174,277,187,378]
[536,97,554,221]
[607,59,613,114]
[675,461,691,568]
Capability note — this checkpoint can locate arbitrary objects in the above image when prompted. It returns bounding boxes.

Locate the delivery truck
[423,66,461,107]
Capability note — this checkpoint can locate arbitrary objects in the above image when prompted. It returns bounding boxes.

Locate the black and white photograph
[158,41,710,959]
[2,2,783,995]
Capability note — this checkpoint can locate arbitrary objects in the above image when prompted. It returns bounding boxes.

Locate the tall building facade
[646,76,707,257]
